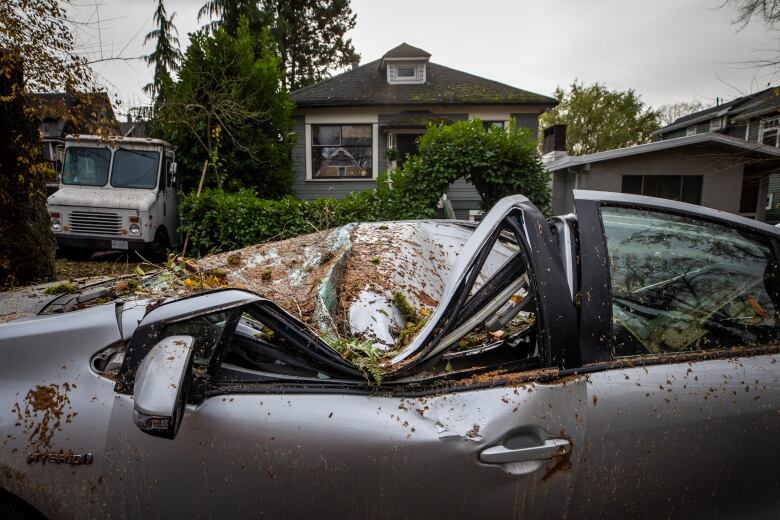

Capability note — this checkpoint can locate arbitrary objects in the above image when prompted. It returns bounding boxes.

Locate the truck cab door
[162,154,180,247]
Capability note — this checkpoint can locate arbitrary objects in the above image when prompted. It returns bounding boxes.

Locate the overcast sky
[71,0,780,118]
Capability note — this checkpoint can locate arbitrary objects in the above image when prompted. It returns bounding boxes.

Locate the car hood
[48,187,158,211]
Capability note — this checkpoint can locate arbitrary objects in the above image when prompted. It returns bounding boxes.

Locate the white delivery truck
[47,135,180,258]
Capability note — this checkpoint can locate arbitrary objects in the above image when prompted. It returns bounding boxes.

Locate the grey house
[33,92,116,175]
[654,86,780,222]
[546,126,780,221]
[289,43,556,219]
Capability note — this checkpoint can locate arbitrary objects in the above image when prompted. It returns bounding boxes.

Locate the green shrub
[180,190,337,254]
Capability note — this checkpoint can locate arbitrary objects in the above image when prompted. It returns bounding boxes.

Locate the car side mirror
[133,335,194,439]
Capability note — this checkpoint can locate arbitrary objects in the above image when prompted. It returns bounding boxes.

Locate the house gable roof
[291,47,556,108]
[547,133,780,172]
[31,92,117,136]
[655,86,780,135]
[382,42,431,60]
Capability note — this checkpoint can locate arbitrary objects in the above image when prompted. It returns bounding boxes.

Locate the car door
[568,190,780,518]
[100,196,590,519]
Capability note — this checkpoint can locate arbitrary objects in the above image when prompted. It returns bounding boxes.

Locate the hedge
[179,187,404,255]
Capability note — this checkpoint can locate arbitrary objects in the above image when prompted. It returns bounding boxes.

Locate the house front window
[311,125,373,178]
[482,120,505,130]
[760,117,780,147]
[621,174,703,205]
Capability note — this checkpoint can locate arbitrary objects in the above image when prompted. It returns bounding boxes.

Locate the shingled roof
[654,86,780,135]
[291,46,556,108]
[382,42,431,60]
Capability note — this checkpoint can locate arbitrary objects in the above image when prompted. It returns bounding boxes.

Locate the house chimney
[350,58,360,70]
[543,124,567,155]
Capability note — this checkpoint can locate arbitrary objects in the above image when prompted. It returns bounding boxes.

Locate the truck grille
[68,211,122,235]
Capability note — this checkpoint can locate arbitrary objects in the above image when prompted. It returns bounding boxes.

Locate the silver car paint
[0,303,121,518]
[102,378,587,519]
[1,191,780,518]
[573,353,780,517]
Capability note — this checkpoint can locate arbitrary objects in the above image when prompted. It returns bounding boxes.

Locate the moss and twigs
[43,281,77,295]
[327,337,387,384]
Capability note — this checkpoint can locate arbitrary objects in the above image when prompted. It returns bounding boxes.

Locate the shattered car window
[602,206,780,356]
[158,310,231,374]
[219,310,323,379]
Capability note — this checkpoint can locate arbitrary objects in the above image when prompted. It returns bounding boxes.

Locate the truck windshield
[111,149,160,189]
[61,147,111,186]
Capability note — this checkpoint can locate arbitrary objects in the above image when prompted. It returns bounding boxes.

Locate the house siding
[551,169,576,215]
[662,128,687,140]
[564,146,748,216]
[766,173,780,223]
[723,122,747,139]
[292,108,544,219]
[511,113,539,139]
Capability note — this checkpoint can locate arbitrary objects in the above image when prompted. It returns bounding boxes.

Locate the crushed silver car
[1,190,779,519]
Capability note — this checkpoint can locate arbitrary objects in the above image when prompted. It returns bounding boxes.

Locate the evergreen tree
[197,0,262,36]
[260,0,358,90]
[155,19,294,196]
[540,81,661,155]
[198,0,358,91]
[143,0,183,101]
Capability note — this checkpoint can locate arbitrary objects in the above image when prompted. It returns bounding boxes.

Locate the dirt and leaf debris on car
[4,220,535,383]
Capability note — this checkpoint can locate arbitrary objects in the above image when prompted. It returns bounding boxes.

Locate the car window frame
[573,189,780,364]
[115,290,365,396]
[385,195,579,376]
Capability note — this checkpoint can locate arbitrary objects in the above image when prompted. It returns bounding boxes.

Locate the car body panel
[0,303,121,518]
[102,379,587,519]
[1,191,780,518]
[573,352,780,518]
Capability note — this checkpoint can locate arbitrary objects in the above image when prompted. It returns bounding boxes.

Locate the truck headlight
[129,223,140,235]
[51,219,62,232]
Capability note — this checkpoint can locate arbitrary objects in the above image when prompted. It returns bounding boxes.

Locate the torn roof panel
[197,220,517,352]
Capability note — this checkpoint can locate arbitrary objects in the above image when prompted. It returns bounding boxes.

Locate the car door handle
[480,438,571,464]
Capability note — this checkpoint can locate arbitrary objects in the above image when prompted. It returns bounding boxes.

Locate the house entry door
[395,133,422,168]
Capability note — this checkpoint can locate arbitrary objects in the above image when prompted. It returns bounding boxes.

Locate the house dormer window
[387,62,425,84]
[381,43,431,85]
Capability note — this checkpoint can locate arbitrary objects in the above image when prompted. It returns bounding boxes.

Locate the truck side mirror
[133,335,194,439]
[169,162,177,187]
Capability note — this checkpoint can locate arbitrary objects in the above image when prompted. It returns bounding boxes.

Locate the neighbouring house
[654,86,780,222]
[545,124,780,221]
[32,92,117,178]
[289,43,556,219]
[118,106,154,138]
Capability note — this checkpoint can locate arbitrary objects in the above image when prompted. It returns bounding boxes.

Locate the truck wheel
[58,246,92,261]
[147,230,169,262]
